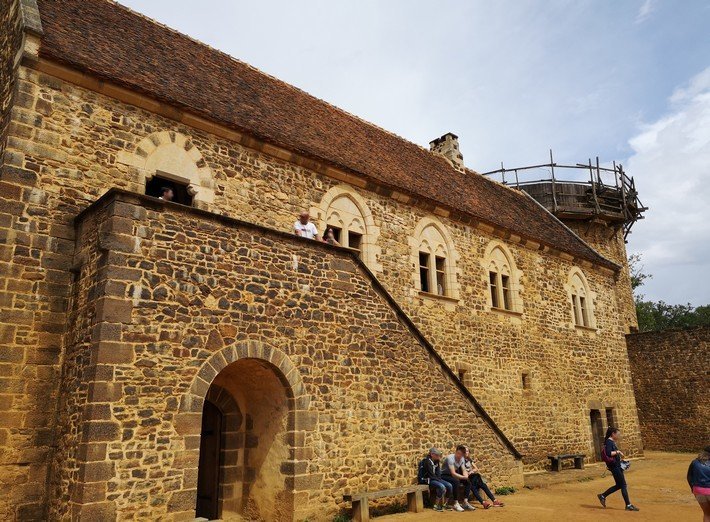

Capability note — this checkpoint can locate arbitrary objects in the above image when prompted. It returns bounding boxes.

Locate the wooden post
[549,149,558,213]
[352,498,369,522]
[574,456,585,470]
[407,490,424,513]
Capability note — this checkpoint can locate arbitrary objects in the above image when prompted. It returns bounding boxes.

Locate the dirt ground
[376,452,701,522]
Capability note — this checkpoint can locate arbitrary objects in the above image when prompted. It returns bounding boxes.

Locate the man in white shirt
[294,211,320,241]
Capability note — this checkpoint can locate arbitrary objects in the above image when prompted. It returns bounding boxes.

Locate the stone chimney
[429,132,464,171]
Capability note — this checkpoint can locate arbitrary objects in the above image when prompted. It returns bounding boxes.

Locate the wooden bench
[343,485,429,522]
[548,453,585,472]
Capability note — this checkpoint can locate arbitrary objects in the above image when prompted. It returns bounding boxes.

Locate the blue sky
[120,0,710,306]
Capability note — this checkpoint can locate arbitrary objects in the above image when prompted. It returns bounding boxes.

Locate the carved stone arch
[312,184,382,272]
[565,266,597,329]
[179,340,309,414]
[117,130,215,209]
[481,240,524,313]
[171,341,313,521]
[409,216,461,300]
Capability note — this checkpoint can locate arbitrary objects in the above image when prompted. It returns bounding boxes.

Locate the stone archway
[172,342,312,521]
[116,130,216,209]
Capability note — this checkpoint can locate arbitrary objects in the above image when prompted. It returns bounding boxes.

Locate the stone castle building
[1,0,645,520]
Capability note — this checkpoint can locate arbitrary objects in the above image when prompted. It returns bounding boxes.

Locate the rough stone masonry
[0,0,648,520]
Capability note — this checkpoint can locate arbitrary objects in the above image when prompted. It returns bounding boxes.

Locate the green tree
[630,254,710,332]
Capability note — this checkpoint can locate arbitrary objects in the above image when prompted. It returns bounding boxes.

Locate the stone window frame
[409,216,461,302]
[565,267,597,331]
[116,130,216,210]
[482,240,523,315]
[312,184,382,273]
[455,361,473,388]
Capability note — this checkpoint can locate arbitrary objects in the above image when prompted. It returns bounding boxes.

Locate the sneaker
[462,501,476,511]
[626,504,640,511]
[597,494,606,508]
[433,503,444,512]
[493,500,505,507]
[453,502,465,512]
[445,503,454,511]
[482,501,492,509]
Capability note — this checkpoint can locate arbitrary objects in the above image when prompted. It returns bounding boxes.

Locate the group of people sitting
[418,445,504,512]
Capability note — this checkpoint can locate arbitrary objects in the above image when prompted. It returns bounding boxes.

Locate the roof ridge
[112,0,442,160]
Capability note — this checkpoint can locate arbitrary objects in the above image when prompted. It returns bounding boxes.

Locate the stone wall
[0,61,643,518]
[626,327,710,452]
[47,190,522,521]
[566,221,638,333]
[0,0,23,157]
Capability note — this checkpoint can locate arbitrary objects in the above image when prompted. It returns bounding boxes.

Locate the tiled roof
[35,0,616,269]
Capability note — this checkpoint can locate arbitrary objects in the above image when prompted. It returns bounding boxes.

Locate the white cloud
[627,67,710,305]
[635,0,655,24]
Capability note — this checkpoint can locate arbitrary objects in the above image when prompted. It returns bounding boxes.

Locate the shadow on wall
[197,359,293,521]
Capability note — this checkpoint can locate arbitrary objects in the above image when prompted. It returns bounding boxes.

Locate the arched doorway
[195,358,294,521]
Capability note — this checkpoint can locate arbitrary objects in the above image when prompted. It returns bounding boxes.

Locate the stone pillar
[63,198,142,520]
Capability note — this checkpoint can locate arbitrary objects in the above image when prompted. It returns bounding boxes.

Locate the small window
[489,271,499,308]
[329,226,342,244]
[348,231,362,255]
[435,256,446,296]
[145,175,193,206]
[580,296,589,327]
[606,407,615,428]
[501,274,511,310]
[419,252,430,293]
[458,369,466,383]
[572,295,581,325]
[521,372,531,390]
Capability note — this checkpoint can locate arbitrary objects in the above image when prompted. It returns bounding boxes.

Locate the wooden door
[590,409,604,461]
[196,400,222,520]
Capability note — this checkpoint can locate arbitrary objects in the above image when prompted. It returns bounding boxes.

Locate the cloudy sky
[120,0,710,306]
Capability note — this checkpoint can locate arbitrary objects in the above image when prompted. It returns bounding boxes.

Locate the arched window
[117,131,215,210]
[325,195,366,255]
[567,268,595,328]
[313,185,381,272]
[411,217,459,299]
[483,241,522,313]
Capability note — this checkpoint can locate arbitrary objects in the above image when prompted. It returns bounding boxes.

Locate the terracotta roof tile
[35,0,615,269]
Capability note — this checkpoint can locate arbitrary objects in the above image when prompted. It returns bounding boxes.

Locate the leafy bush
[495,485,516,496]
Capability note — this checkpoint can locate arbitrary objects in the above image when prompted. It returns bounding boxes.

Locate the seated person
[417,448,451,512]
[440,445,476,511]
[293,211,320,240]
[463,447,504,508]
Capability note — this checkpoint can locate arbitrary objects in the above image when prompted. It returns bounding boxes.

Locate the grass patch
[495,485,517,496]
[333,514,351,522]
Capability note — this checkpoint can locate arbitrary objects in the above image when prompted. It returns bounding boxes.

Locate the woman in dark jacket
[687,446,710,521]
[597,427,639,511]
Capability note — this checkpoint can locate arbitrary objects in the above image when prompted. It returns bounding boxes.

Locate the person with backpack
[417,448,451,512]
[687,446,710,522]
[597,427,639,511]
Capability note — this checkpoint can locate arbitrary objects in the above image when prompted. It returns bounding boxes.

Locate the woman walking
[688,446,710,521]
[597,427,639,511]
